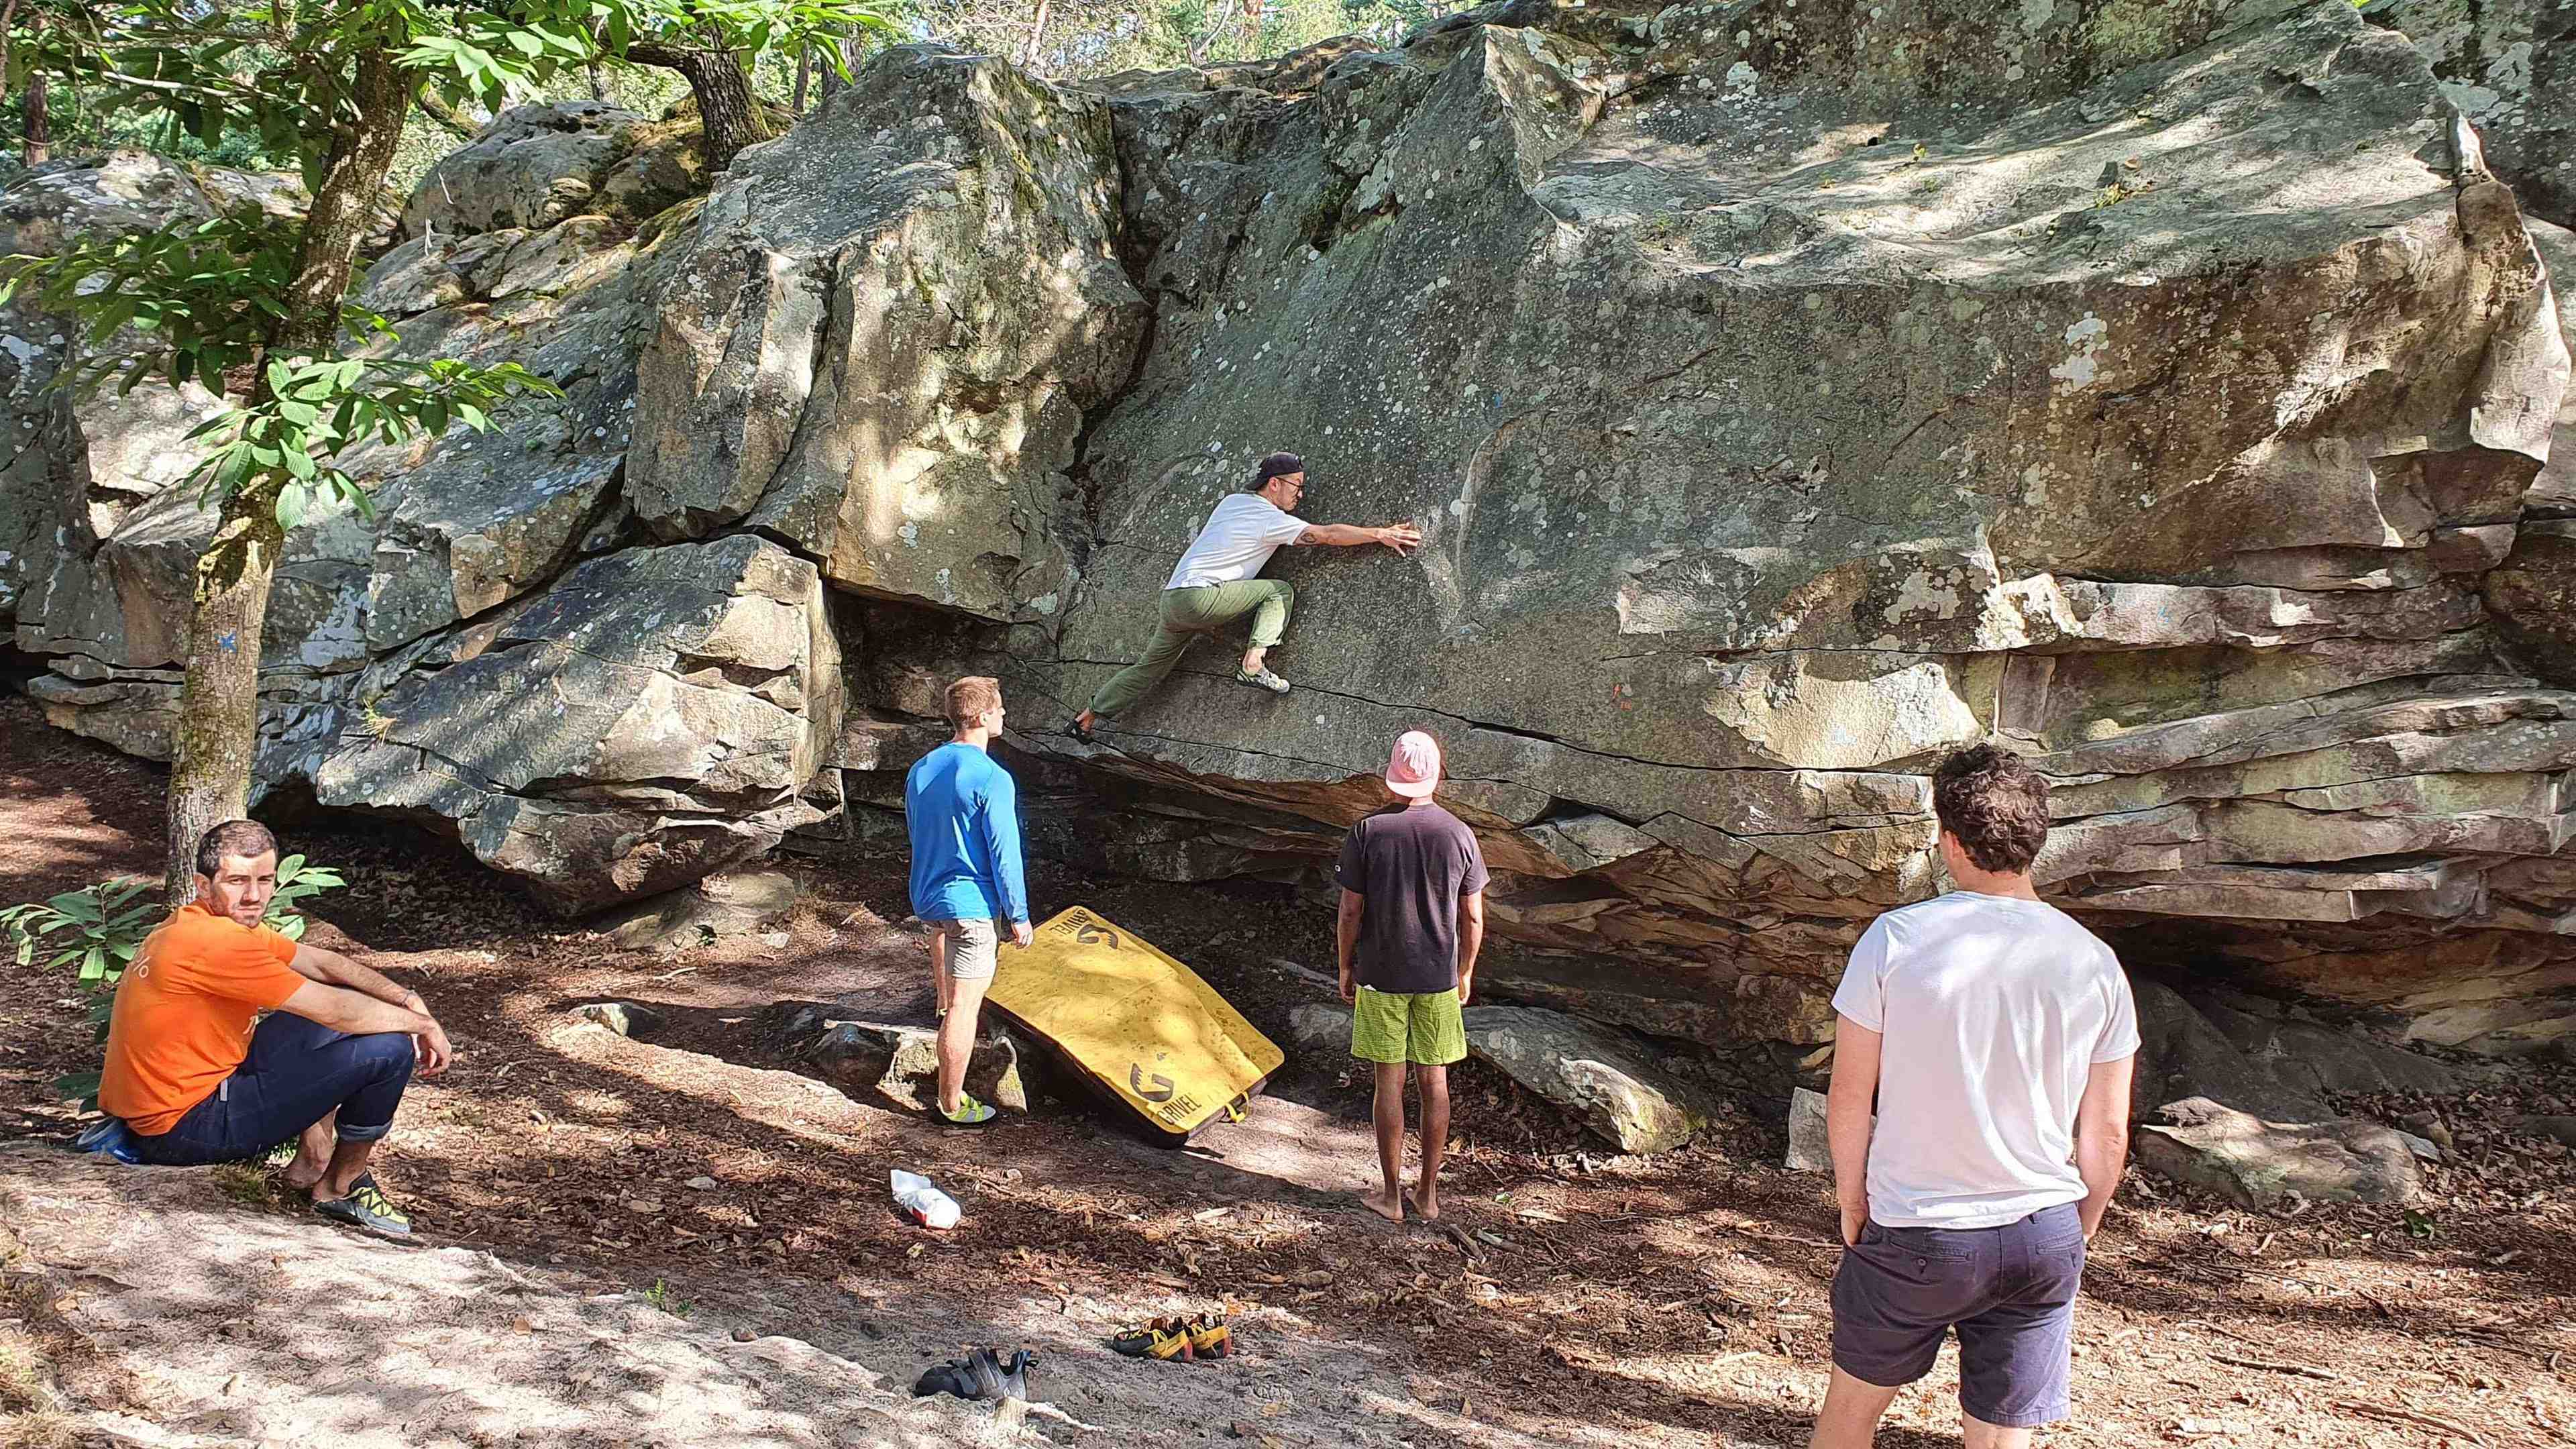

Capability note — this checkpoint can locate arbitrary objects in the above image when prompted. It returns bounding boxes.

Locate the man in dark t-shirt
[1334,730,1489,1224]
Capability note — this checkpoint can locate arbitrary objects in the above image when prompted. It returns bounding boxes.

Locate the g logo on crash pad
[1129,1063,1176,1102]
[1074,920,1121,949]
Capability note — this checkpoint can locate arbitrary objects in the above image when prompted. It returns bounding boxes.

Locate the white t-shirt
[1164,494,1309,590]
[1831,891,2140,1229]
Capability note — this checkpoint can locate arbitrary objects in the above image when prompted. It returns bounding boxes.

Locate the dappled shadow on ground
[6,696,2576,1446]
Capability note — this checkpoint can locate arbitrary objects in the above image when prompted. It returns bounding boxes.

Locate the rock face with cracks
[3,5,2574,1065]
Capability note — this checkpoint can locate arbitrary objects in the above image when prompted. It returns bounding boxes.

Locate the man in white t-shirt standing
[1810,743,2138,1449]
[1070,453,1421,741]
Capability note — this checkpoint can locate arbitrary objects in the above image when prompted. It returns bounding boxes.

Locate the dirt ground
[3,695,2575,1448]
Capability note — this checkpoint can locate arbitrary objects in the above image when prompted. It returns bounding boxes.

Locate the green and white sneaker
[313,1173,413,1236]
[938,1093,998,1127]
[1234,667,1291,695]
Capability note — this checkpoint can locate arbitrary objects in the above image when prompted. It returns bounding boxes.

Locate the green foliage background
[5,0,1463,191]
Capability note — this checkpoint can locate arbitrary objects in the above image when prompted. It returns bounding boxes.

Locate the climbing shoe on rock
[313,1173,412,1236]
[1234,667,1291,695]
[937,1093,998,1126]
[1110,1317,1196,1362]
[1186,1313,1234,1360]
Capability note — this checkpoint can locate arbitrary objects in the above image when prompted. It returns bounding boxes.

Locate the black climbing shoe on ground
[913,1356,977,1399]
[1234,667,1290,695]
[313,1173,412,1236]
[913,1347,1035,1400]
[975,1346,1032,1399]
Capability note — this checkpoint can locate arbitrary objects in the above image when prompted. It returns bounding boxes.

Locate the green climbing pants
[1086,580,1295,719]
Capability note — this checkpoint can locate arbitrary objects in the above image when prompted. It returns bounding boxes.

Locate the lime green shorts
[1350,986,1466,1066]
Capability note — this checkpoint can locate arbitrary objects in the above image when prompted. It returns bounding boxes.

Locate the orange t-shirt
[99,903,305,1134]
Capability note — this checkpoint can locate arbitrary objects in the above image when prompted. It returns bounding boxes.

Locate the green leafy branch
[5,860,350,1104]
[0,209,299,397]
[1,878,159,987]
[622,0,901,78]
[187,356,566,530]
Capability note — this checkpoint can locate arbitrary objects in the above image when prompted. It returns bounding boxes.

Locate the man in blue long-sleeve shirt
[904,675,1034,1126]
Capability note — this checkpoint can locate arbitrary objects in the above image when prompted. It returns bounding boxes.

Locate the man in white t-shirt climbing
[1810,743,2139,1449]
[1070,452,1421,741]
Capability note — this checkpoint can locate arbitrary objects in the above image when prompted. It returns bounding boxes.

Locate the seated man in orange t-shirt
[101,819,455,1234]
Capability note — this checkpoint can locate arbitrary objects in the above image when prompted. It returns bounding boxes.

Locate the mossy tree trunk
[163,47,409,903]
[630,39,765,172]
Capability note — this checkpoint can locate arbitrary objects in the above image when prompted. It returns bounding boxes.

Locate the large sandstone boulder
[0,152,301,631]
[315,535,843,910]
[945,0,2574,1050]
[401,101,706,237]
[627,46,1147,622]
[8,5,2576,1035]
[7,125,750,911]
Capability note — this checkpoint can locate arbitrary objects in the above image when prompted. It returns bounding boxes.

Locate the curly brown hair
[1931,744,2051,874]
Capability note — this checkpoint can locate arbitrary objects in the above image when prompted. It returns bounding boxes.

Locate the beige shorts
[928,918,999,980]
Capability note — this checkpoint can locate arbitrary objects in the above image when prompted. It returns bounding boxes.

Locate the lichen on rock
[2,7,2572,1055]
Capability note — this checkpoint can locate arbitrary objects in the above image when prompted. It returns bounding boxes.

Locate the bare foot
[282,1155,328,1191]
[1407,1188,1440,1221]
[1357,1189,1405,1222]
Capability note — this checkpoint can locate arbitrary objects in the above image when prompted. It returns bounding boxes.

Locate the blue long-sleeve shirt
[904,741,1030,924]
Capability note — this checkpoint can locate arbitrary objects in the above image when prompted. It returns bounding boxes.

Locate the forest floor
[2,695,2573,1448]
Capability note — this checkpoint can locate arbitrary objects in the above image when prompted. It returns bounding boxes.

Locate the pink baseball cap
[1385,730,1442,798]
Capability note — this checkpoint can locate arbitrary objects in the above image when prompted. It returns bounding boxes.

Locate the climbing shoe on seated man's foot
[1234,667,1291,695]
[313,1173,411,1236]
[937,1093,998,1126]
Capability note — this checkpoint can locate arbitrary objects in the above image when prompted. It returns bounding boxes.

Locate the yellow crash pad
[987,906,1283,1142]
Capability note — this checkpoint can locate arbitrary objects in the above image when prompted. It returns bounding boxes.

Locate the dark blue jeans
[130,1011,415,1167]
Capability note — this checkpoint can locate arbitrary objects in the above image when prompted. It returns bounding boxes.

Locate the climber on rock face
[1068,452,1422,743]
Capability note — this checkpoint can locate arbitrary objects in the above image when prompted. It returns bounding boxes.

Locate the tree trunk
[0,0,22,116]
[1022,0,1051,68]
[587,58,610,101]
[792,48,812,115]
[21,71,46,169]
[163,48,410,904]
[415,87,477,140]
[630,40,767,172]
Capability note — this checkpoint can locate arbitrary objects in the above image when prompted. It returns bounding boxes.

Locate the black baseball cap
[1250,451,1305,489]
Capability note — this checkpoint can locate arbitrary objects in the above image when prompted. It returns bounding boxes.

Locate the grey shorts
[928,918,999,981]
[1830,1202,2086,1429]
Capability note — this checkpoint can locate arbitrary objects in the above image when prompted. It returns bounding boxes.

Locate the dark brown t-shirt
[1334,801,1490,994]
